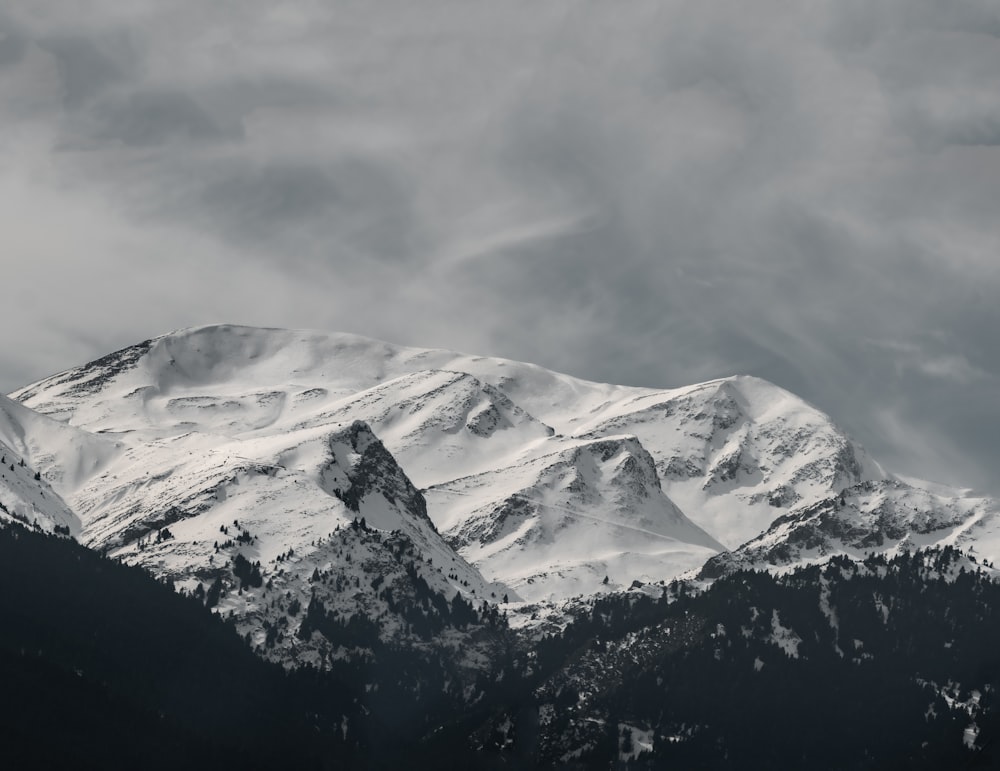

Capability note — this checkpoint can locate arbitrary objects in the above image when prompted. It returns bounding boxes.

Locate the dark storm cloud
[188,158,418,261]
[93,90,231,146]
[0,16,28,68]
[202,163,342,231]
[3,0,1000,495]
[37,35,125,108]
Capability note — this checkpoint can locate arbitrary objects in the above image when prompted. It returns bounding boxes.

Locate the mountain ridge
[9,323,1000,641]
[6,323,1000,768]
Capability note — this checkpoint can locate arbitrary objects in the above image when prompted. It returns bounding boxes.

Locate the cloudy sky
[2,1,1000,494]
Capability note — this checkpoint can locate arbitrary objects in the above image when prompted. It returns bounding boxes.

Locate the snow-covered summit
[566,375,889,548]
[11,323,1000,616]
[12,325,726,601]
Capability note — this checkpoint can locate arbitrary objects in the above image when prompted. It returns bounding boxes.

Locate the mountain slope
[567,375,887,549]
[11,324,1000,606]
[430,434,721,602]
[11,325,722,604]
[0,395,82,534]
[0,521,369,771]
[9,324,1000,769]
[476,548,1000,768]
[12,336,505,664]
[699,477,1000,578]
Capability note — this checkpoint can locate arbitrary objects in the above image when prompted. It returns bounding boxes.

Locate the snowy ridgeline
[4,324,1000,664]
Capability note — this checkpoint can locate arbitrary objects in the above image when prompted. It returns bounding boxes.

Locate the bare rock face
[321,420,432,528]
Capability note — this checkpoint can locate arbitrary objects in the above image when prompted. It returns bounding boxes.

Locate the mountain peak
[321,419,434,530]
[10,324,997,612]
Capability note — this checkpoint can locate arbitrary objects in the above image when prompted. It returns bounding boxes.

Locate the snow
[426,433,721,602]
[619,724,654,761]
[769,609,801,658]
[0,395,82,534]
[711,476,1000,577]
[10,325,727,606]
[818,574,844,657]
[918,679,984,750]
[10,339,503,661]
[8,323,1000,637]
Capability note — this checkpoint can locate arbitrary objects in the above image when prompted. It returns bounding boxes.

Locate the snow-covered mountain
[699,477,1000,578]
[429,434,721,602]
[10,324,1000,768]
[566,375,888,549]
[10,325,723,606]
[0,394,85,534]
[9,324,1000,634]
[9,328,510,664]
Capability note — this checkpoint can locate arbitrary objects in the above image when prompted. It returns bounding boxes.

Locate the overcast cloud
[2,1,1000,494]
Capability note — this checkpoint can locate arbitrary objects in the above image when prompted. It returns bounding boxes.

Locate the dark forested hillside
[0,524,370,770]
[475,548,1000,769]
[5,522,1000,769]
[0,522,517,770]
